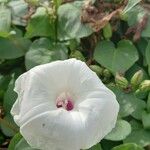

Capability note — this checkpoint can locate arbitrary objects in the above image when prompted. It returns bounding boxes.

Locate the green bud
[142,111,150,130]
[103,23,112,39]
[115,73,128,89]
[135,89,148,99]
[135,89,147,99]
[89,65,103,76]
[103,69,112,78]
[139,80,150,93]
[120,13,128,21]
[130,70,143,90]
[70,50,86,62]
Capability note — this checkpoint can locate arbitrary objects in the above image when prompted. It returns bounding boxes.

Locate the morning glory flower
[11,59,119,150]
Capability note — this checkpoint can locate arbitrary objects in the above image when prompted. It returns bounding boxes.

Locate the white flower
[11,59,119,150]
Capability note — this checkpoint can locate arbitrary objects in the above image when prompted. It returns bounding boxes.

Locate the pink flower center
[56,93,74,111]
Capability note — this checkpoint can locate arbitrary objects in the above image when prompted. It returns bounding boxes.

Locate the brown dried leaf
[90,8,122,32]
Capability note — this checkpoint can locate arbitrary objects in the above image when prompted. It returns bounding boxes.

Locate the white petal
[78,91,119,149]
[20,110,85,150]
[11,72,28,125]
[11,70,57,126]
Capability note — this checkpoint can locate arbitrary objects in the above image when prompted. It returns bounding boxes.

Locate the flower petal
[78,91,119,149]
[20,110,86,150]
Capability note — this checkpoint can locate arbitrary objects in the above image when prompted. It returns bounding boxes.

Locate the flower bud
[103,69,112,78]
[120,13,128,21]
[130,70,143,90]
[103,23,112,39]
[139,80,150,93]
[89,65,103,76]
[70,50,86,62]
[135,89,147,99]
[115,73,128,89]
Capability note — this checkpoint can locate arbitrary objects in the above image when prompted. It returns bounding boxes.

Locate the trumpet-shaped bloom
[11,59,119,150]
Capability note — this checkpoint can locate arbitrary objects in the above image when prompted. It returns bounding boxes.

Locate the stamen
[56,93,74,111]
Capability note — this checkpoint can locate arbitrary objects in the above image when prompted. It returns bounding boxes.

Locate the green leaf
[25,38,68,70]
[124,129,150,147]
[142,111,150,130]
[8,133,39,150]
[0,5,11,37]
[109,86,146,118]
[0,114,18,137]
[101,140,122,150]
[123,0,141,14]
[112,143,144,150]
[0,0,8,3]
[3,74,17,114]
[0,74,11,91]
[145,41,150,75]
[94,40,138,74]
[131,100,146,120]
[126,5,145,27]
[141,15,150,38]
[147,92,150,113]
[129,120,143,131]
[8,0,28,26]
[25,7,55,38]
[105,120,131,141]
[0,36,31,59]
[88,144,103,150]
[57,1,93,40]
[8,133,22,150]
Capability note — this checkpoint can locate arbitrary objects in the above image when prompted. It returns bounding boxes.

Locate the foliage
[0,0,150,149]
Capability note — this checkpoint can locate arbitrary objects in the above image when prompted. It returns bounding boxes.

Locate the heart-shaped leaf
[94,40,139,74]
[25,38,68,70]
[57,1,93,41]
[105,120,131,141]
[25,7,55,38]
